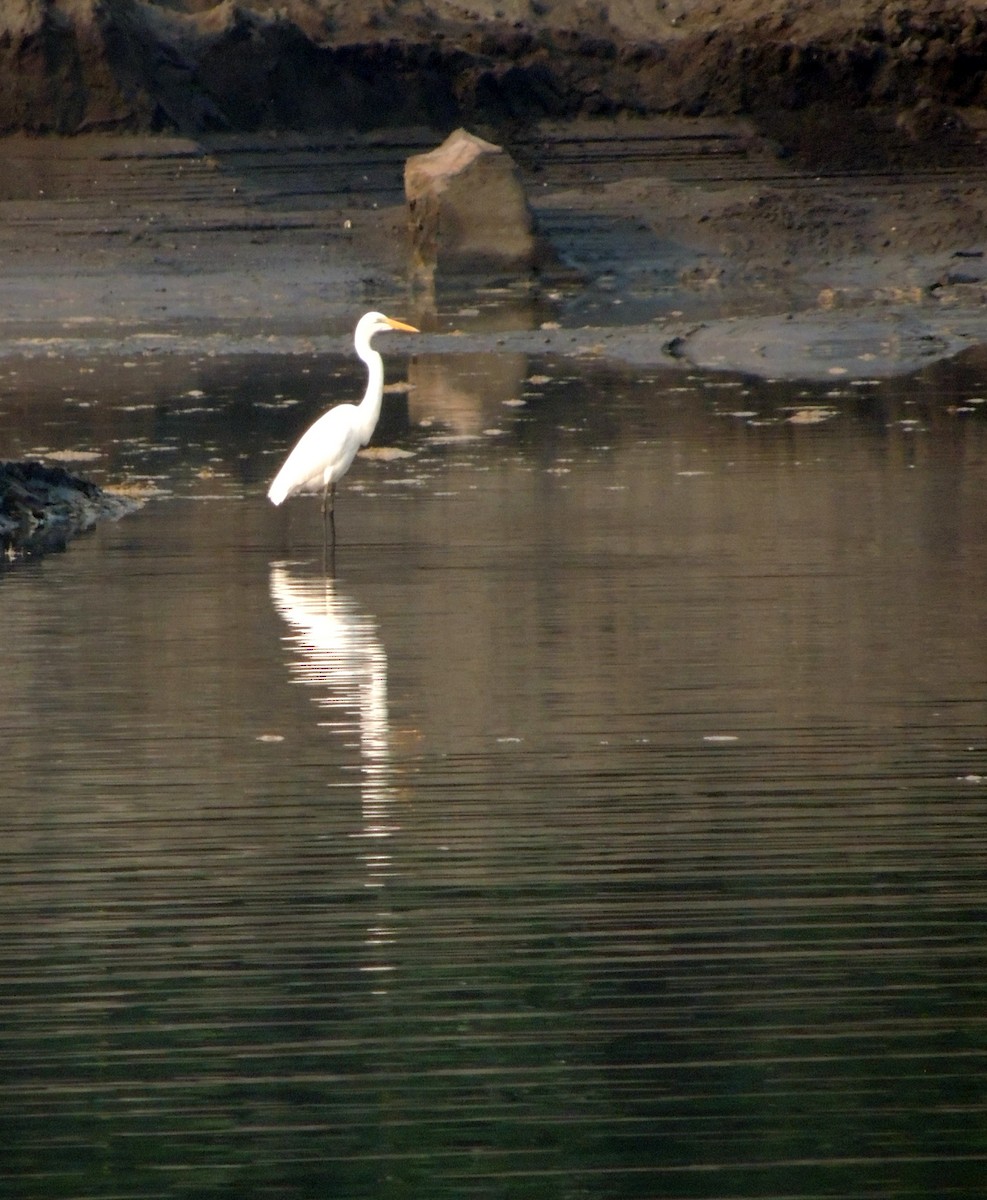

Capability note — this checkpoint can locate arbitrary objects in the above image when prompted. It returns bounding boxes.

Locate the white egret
[267,311,419,537]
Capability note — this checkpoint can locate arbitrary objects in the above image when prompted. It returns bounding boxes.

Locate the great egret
[267,311,419,537]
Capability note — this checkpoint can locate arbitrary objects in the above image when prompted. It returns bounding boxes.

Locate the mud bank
[0,120,985,382]
[2,3,987,385]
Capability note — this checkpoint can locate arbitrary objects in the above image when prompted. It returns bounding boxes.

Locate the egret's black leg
[321,526,336,578]
[321,482,336,546]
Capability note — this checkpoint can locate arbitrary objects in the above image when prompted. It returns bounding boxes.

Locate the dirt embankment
[2,0,986,163]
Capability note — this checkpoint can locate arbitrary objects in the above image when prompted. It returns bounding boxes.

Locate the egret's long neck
[354,343,385,445]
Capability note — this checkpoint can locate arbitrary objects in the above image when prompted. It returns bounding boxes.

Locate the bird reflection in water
[269,561,397,991]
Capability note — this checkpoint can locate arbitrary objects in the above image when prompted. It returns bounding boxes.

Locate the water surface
[1,348,985,1199]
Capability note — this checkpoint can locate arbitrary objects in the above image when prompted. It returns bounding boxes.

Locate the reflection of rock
[404,129,558,287]
[0,460,142,561]
[407,352,528,435]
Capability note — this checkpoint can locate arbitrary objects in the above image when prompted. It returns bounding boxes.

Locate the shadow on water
[0,345,986,1198]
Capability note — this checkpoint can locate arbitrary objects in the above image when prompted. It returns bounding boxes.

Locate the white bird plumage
[267,311,418,531]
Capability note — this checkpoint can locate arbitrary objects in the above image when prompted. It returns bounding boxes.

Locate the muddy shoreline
[1,119,986,382]
[2,4,986,380]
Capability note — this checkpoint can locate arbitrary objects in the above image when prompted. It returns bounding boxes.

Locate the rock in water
[404,128,558,287]
[0,460,142,562]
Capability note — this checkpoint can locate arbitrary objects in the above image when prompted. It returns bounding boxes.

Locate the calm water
[1,345,986,1199]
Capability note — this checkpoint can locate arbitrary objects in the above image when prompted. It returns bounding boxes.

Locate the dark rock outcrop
[0,460,142,561]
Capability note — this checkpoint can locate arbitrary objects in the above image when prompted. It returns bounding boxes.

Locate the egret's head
[359,311,419,339]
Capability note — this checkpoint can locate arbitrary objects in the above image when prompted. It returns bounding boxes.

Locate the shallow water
[2,348,986,1199]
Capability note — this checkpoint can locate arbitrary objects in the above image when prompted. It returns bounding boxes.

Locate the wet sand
[1,119,986,382]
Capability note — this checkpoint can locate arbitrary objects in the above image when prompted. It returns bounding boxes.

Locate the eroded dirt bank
[2,0,987,161]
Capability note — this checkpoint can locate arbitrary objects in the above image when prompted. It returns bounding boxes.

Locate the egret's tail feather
[267,474,289,506]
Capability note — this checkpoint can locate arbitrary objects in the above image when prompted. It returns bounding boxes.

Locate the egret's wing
[268,404,362,504]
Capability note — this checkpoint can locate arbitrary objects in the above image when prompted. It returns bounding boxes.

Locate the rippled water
[2,347,986,1199]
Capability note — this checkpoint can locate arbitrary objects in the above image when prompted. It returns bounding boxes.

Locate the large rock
[404,128,558,286]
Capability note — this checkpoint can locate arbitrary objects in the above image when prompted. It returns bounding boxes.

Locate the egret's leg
[322,527,336,577]
[321,482,336,545]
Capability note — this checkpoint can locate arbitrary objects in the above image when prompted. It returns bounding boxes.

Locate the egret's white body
[267,312,418,527]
